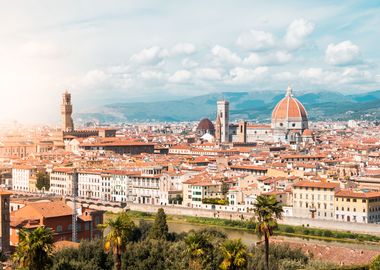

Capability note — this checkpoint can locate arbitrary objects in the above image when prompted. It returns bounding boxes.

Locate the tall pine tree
[148,208,169,240]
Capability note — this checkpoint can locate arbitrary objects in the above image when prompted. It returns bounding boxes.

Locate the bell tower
[61,90,74,132]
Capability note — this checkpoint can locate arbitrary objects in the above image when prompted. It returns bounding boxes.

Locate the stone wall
[128,203,380,236]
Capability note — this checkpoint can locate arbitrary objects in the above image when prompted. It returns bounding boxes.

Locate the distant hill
[75,90,380,123]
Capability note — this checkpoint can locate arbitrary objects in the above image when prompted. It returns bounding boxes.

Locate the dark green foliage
[122,239,188,270]
[52,240,113,270]
[248,244,309,270]
[36,171,50,191]
[284,226,295,233]
[148,208,169,240]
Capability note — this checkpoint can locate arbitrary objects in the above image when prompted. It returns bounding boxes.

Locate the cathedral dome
[271,86,308,130]
[197,118,215,132]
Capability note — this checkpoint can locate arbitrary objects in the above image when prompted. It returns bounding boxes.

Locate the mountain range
[75,90,380,123]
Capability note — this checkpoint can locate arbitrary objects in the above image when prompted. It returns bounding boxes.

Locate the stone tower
[61,90,74,132]
[216,100,229,143]
[215,114,221,143]
[0,191,11,253]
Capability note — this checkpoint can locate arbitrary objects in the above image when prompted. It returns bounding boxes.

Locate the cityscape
[0,1,380,270]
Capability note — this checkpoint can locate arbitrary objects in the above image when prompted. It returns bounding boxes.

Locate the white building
[78,170,102,200]
[50,168,74,196]
[109,171,133,203]
[12,166,35,192]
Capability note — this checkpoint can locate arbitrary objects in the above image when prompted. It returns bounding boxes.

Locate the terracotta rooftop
[293,181,339,189]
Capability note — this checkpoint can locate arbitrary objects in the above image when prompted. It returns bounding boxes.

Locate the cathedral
[209,86,313,144]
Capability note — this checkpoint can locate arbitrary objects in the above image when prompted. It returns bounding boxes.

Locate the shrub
[284,226,295,233]
[322,230,332,238]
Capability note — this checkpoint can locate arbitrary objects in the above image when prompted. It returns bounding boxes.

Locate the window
[292,123,296,127]
[85,223,90,231]
[68,224,72,231]
[56,225,63,232]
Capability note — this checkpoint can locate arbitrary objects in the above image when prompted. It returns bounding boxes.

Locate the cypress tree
[149,208,169,240]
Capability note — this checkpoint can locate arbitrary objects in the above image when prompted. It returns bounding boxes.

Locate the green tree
[99,213,136,270]
[52,240,113,270]
[253,195,283,270]
[13,227,54,270]
[36,171,50,191]
[148,208,169,240]
[184,232,213,270]
[370,254,380,270]
[219,239,248,270]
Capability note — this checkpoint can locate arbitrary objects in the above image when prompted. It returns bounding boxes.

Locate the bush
[322,230,333,237]
[284,226,295,233]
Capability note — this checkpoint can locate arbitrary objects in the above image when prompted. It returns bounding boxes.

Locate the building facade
[292,181,339,220]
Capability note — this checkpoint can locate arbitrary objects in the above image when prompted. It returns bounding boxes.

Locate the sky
[0,0,379,123]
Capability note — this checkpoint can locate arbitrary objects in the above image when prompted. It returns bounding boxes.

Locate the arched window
[56,225,63,232]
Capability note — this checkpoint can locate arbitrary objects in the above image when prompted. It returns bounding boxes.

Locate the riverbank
[120,210,380,245]
[105,211,380,266]
[127,203,380,237]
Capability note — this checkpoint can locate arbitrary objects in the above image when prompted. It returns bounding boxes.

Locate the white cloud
[236,30,275,51]
[284,19,315,49]
[299,68,324,81]
[325,40,361,66]
[170,43,196,55]
[227,66,268,84]
[243,53,262,65]
[243,51,292,66]
[211,45,241,65]
[275,51,292,63]
[140,70,166,80]
[195,68,222,80]
[81,69,108,88]
[273,71,295,81]
[130,46,166,65]
[168,70,191,83]
[298,67,373,86]
[340,67,371,84]
[182,58,199,68]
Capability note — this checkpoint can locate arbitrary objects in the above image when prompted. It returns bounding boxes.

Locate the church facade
[212,86,313,144]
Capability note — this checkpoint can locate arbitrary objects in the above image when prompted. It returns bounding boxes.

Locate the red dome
[197,118,215,131]
[272,87,308,122]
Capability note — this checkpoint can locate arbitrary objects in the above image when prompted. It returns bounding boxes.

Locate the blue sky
[0,1,379,122]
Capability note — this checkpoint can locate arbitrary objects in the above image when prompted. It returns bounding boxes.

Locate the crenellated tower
[61,90,74,132]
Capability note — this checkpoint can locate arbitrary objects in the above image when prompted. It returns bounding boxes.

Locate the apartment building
[12,165,36,192]
[335,190,380,223]
[78,170,102,200]
[292,181,339,220]
[50,168,74,196]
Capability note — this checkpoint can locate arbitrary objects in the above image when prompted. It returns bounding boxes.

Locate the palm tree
[184,232,212,270]
[253,195,283,270]
[98,212,135,270]
[219,239,248,270]
[13,226,54,270]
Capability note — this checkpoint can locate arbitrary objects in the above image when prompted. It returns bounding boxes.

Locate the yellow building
[292,181,339,220]
[334,190,380,223]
